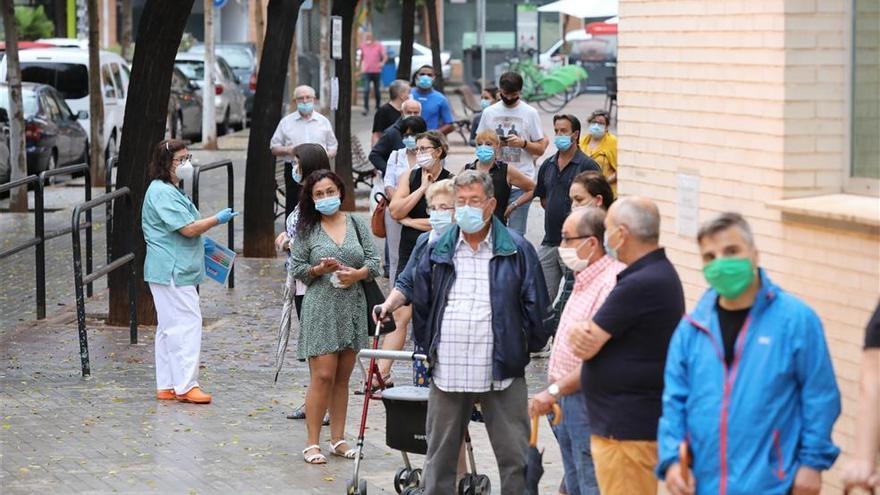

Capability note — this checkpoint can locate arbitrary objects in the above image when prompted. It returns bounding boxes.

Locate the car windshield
[175,60,205,80]
[0,88,39,118]
[19,62,89,99]
[216,48,253,69]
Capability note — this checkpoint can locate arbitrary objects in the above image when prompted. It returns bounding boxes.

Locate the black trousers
[363,72,381,111]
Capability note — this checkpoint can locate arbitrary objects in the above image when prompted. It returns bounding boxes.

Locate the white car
[539,30,593,69]
[0,46,130,161]
[174,52,247,134]
[379,41,451,80]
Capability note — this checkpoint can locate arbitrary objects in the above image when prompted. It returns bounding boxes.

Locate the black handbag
[351,214,396,335]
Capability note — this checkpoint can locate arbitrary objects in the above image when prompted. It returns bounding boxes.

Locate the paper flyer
[204,237,236,285]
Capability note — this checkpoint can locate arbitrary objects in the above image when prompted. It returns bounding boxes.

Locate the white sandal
[328,439,362,459]
[302,444,327,464]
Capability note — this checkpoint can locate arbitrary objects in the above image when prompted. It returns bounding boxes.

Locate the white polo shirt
[270,110,339,157]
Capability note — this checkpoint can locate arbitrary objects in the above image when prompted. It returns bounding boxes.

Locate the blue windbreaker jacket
[657,269,841,495]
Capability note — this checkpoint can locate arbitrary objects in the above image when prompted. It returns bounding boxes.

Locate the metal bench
[351,135,376,190]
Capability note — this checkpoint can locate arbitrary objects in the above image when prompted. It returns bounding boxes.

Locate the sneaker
[175,387,212,404]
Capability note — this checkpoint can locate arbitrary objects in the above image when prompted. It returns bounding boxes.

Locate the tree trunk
[120,0,133,61]
[2,0,27,212]
[88,0,106,187]
[425,0,443,92]
[253,0,265,66]
[288,28,298,110]
[108,0,195,326]
[201,0,218,149]
[332,0,357,211]
[396,0,415,81]
[242,0,304,258]
[318,0,331,115]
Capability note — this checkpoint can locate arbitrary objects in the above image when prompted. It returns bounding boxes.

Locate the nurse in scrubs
[141,139,239,404]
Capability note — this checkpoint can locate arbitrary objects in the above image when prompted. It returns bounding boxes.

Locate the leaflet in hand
[204,237,236,285]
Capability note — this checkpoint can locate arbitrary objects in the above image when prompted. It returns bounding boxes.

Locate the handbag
[371,192,388,238]
[351,214,396,335]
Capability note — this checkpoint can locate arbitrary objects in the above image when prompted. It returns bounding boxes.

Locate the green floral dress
[289,214,381,359]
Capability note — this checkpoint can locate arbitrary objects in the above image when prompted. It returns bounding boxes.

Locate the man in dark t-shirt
[569,196,684,495]
[370,79,410,145]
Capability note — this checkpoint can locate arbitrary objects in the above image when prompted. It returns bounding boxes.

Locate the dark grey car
[167,67,203,140]
[188,43,256,118]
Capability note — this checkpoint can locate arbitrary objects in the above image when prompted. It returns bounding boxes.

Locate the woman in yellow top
[579,109,618,196]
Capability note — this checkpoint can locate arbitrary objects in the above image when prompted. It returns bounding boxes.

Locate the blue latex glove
[215,208,240,224]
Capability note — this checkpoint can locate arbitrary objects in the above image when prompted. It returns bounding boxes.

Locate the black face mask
[501,95,519,106]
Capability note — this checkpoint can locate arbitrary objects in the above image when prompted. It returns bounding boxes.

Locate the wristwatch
[547,383,561,400]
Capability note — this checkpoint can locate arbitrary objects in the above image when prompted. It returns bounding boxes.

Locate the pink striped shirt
[548,255,626,383]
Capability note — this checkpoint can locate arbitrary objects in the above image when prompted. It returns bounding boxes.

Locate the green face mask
[703,257,755,299]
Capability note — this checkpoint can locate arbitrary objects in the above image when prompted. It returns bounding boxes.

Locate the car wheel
[45,152,58,184]
[105,134,117,166]
[217,108,231,136]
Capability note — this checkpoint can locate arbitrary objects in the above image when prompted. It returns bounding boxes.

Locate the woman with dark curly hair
[288,170,381,465]
[142,139,239,405]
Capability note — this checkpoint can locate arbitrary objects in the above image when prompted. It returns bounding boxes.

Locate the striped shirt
[548,255,625,383]
[433,228,513,392]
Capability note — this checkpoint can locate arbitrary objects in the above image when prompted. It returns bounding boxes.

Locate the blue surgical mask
[292,168,302,184]
[315,196,341,216]
[589,123,606,138]
[297,102,314,114]
[403,135,417,151]
[480,99,492,110]
[429,209,453,235]
[475,145,495,163]
[604,227,620,261]
[416,75,433,89]
[455,205,487,234]
[554,135,573,151]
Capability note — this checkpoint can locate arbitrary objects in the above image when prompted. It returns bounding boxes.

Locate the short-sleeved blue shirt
[410,88,453,131]
[142,180,205,286]
[581,248,685,440]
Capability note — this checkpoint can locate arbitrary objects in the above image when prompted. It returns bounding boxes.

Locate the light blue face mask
[416,75,433,89]
[292,168,302,184]
[554,135,573,151]
[455,205,487,234]
[589,122,606,138]
[315,196,341,216]
[480,99,492,110]
[297,102,314,114]
[475,145,495,163]
[604,227,620,261]
[403,135,417,150]
[429,209,453,235]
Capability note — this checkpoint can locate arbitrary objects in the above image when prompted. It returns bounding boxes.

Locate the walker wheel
[394,468,411,493]
[474,474,490,494]
[457,474,476,495]
[406,468,422,487]
[358,479,367,494]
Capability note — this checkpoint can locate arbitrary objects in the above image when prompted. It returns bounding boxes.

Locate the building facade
[618,0,879,490]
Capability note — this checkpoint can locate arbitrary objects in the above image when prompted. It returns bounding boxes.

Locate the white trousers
[149,281,202,395]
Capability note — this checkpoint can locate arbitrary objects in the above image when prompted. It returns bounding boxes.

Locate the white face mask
[416,152,434,168]
[558,240,593,272]
[176,159,193,175]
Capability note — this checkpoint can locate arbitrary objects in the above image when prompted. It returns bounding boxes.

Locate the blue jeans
[549,393,599,495]
[507,188,531,235]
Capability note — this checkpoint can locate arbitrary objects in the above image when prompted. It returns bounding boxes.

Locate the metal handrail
[105,155,117,264]
[192,159,235,288]
[71,187,137,377]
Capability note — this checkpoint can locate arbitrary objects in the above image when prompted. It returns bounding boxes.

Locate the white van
[0,47,130,161]
[539,30,593,69]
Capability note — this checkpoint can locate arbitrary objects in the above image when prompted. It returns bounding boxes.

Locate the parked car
[539,29,617,93]
[0,46,130,163]
[377,41,451,80]
[174,53,247,135]
[0,108,10,185]
[187,43,256,119]
[167,67,203,141]
[0,82,89,183]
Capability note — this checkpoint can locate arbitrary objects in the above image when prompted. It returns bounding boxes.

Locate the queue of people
[138,73,875,495]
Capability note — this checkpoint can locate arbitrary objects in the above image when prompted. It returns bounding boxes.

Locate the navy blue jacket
[412,217,551,380]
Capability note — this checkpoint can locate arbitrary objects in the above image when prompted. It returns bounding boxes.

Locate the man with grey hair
[529,206,625,495]
[371,79,411,145]
[411,169,551,494]
[658,211,840,495]
[368,99,422,173]
[270,85,338,217]
[568,196,684,495]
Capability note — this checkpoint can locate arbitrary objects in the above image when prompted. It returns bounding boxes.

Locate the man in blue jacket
[412,170,551,494]
[657,212,841,495]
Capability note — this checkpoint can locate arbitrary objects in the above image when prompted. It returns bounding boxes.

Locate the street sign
[331,16,343,60]
[214,0,228,8]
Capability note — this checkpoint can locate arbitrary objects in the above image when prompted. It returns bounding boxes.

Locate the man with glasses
[270,85,338,217]
[410,65,454,134]
[476,71,547,235]
[529,206,624,495]
[411,170,551,494]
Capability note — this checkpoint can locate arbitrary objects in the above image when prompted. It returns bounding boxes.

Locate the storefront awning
[537,0,618,19]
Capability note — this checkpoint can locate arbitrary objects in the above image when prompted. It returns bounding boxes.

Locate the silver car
[174,53,247,135]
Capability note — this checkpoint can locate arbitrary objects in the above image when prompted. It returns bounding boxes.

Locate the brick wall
[618,0,880,490]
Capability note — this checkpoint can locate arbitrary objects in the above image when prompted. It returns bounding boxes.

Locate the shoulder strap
[349,213,368,249]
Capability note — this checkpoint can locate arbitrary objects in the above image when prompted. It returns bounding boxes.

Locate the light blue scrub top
[142,180,205,286]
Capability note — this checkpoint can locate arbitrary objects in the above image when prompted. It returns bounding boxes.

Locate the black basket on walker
[380,386,429,455]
